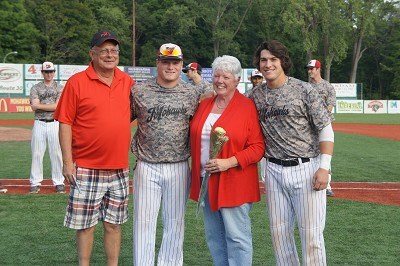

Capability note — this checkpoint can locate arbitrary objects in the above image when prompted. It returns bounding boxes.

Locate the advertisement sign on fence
[364,100,387,113]
[0,64,24,94]
[0,98,32,112]
[336,100,363,113]
[332,83,357,98]
[388,100,400,114]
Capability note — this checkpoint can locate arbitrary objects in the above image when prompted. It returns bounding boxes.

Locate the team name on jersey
[147,104,187,122]
[259,105,289,120]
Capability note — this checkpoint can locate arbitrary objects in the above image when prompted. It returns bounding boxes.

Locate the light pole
[3,51,18,63]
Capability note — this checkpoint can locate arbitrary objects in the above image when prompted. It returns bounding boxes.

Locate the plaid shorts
[64,167,130,230]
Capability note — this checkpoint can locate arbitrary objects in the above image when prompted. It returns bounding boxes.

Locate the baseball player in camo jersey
[182,62,212,91]
[306,59,336,197]
[247,40,334,265]
[29,61,64,194]
[130,43,213,266]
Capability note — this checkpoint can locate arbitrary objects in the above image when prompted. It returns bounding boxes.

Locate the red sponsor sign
[0,98,33,112]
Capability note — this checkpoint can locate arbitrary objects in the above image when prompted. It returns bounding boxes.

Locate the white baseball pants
[265,157,327,266]
[29,120,63,186]
[133,160,190,266]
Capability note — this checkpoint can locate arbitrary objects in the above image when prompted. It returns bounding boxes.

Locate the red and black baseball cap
[90,30,120,48]
[182,62,202,73]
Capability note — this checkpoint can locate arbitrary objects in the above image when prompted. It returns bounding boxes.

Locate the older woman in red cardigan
[190,55,265,265]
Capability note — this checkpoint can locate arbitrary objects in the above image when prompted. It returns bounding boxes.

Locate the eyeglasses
[92,48,120,56]
[42,70,55,73]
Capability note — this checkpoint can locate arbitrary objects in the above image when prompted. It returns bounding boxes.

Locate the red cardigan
[190,90,265,211]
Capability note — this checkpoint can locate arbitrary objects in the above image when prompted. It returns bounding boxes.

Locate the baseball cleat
[29,186,40,194]
[55,185,66,194]
[326,189,335,197]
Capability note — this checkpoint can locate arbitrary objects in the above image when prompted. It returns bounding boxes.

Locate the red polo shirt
[54,63,134,169]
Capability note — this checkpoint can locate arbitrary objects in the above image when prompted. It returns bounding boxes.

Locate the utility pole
[132,0,136,66]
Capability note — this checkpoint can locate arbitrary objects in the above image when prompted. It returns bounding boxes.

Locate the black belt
[268,157,310,167]
[37,119,55,123]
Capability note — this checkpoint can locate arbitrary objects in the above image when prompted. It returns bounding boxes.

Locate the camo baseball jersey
[194,79,213,91]
[247,77,333,159]
[30,81,63,119]
[131,77,212,163]
[310,79,336,108]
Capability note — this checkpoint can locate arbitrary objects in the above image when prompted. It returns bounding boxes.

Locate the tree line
[1,0,399,99]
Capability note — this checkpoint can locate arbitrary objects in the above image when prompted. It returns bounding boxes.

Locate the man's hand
[199,90,215,102]
[312,168,329,191]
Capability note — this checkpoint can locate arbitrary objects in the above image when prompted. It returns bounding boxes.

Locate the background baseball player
[249,69,267,182]
[306,59,336,197]
[182,62,212,90]
[29,61,64,194]
[247,40,334,265]
[250,69,264,88]
[131,43,213,266]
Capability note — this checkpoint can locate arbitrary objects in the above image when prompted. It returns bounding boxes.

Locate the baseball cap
[157,43,183,60]
[41,62,55,71]
[305,59,321,69]
[251,69,263,78]
[90,30,120,48]
[182,62,202,73]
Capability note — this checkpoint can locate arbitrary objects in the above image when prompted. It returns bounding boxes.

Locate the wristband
[320,154,332,170]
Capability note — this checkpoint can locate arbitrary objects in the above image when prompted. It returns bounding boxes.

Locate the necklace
[267,76,289,90]
[215,99,227,109]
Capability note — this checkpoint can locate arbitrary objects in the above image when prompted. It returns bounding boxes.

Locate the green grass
[332,133,400,182]
[1,195,399,265]
[0,112,34,120]
[1,113,400,265]
[334,113,400,124]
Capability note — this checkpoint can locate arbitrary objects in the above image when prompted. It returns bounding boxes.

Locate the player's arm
[313,123,334,191]
[59,123,75,185]
[30,98,58,112]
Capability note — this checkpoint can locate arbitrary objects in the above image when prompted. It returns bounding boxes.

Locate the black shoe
[55,185,66,194]
[29,186,40,194]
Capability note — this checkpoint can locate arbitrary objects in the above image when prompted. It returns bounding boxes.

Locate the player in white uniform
[306,59,337,197]
[29,62,64,194]
[247,40,334,265]
[130,43,213,266]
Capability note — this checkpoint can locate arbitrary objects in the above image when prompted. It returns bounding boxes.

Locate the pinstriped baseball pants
[265,157,327,266]
[133,160,190,266]
[29,120,63,186]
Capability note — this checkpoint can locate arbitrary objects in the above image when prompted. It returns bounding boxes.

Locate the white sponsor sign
[59,65,87,80]
[364,100,387,114]
[332,83,357,97]
[388,100,400,114]
[243,69,255,83]
[336,100,363,113]
[25,64,46,79]
[0,64,24,94]
[237,83,246,94]
[24,80,39,96]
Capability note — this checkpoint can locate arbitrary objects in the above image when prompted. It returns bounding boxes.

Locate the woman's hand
[205,157,238,173]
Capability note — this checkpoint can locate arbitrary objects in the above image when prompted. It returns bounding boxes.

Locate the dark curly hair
[253,40,292,75]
